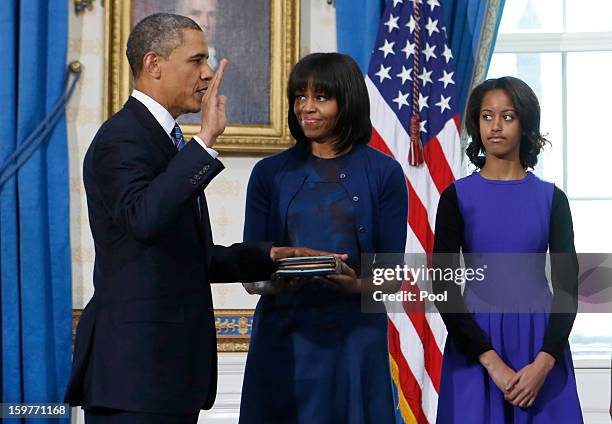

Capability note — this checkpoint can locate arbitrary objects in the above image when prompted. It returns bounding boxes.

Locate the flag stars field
[419,119,428,132]
[438,70,455,88]
[406,15,417,33]
[397,66,413,85]
[385,14,400,33]
[418,69,433,86]
[418,93,430,111]
[425,18,440,36]
[367,1,460,174]
[379,39,396,58]
[393,90,410,110]
[442,45,453,63]
[435,94,452,113]
[375,64,392,83]
[427,0,440,11]
[402,40,416,59]
[423,43,437,62]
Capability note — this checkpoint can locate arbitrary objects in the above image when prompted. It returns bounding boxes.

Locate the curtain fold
[0,1,72,422]
[443,0,506,122]
[336,0,385,74]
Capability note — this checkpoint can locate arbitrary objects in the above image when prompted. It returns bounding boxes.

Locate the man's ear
[142,51,162,79]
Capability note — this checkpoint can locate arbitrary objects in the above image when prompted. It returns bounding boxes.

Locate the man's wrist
[196,132,216,148]
[192,135,219,159]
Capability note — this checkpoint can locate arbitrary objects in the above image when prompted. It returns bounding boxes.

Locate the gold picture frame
[104,0,300,152]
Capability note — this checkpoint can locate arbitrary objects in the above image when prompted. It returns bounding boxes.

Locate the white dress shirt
[131,89,218,159]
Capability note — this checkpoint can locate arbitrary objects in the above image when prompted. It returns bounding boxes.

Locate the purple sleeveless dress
[436,172,583,423]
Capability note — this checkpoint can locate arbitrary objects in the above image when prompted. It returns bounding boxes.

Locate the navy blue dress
[240,145,408,424]
[286,155,361,271]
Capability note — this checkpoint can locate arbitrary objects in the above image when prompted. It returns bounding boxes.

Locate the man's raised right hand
[198,58,228,147]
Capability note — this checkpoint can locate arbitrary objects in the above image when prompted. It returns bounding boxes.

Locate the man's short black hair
[126,13,201,78]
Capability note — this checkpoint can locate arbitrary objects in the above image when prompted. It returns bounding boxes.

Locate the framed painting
[104,0,300,152]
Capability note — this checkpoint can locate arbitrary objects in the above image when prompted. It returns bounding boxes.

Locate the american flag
[366,0,462,422]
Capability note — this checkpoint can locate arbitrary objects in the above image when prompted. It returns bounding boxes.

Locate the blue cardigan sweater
[244,144,408,257]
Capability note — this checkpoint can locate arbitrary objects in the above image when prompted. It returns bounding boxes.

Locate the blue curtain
[336,0,385,74]
[443,0,506,121]
[0,1,72,423]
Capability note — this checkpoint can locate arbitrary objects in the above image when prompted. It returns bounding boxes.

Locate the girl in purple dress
[433,77,583,423]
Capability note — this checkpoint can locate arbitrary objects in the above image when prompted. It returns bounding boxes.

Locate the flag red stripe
[406,311,443,390]
[407,181,435,253]
[371,100,450,423]
[368,2,461,421]
[396,282,443,391]
[372,126,442,395]
[370,128,395,157]
[388,319,429,424]
[371,128,435,253]
[423,137,455,194]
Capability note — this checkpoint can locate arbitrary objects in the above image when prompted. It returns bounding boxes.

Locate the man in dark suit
[64,13,327,423]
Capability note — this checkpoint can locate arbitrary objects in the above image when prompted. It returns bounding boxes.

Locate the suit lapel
[123,97,176,161]
[124,97,206,236]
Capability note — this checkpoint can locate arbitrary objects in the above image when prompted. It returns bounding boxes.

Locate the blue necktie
[171,123,202,219]
[171,123,185,151]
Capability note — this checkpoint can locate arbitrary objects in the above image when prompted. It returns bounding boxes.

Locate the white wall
[67,1,610,423]
[67,0,105,308]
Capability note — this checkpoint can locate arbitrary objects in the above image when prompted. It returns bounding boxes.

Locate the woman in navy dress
[239,53,408,423]
[433,77,582,423]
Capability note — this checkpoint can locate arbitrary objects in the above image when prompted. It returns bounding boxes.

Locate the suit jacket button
[352,196,359,202]
[339,173,346,179]
[359,226,366,233]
